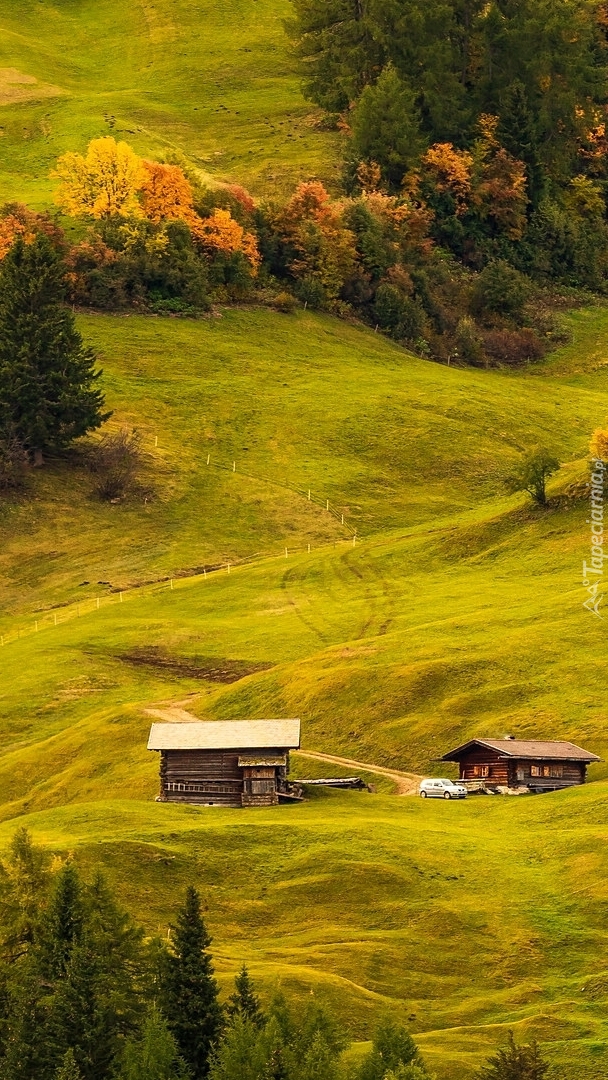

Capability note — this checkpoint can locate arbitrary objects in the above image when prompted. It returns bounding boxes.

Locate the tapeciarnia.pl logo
[583,459,606,618]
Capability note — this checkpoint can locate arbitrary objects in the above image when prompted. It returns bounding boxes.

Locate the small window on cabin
[473,765,489,778]
[530,766,541,777]
[549,765,563,778]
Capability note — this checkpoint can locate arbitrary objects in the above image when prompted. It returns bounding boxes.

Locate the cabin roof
[441,738,600,763]
[147,718,301,752]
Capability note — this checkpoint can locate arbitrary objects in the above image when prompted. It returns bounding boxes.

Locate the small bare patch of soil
[0,68,64,105]
[118,646,272,683]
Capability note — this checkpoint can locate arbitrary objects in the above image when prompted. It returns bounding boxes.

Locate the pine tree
[160,886,223,1080]
[478,1032,549,1080]
[119,1007,189,1080]
[39,865,84,981]
[498,81,545,210]
[208,1015,262,1080]
[226,966,264,1028]
[47,938,117,1080]
[358,1018,427,1080]
[0,235,109,459]
[54,1049,83,1080]
[350,65,425,189]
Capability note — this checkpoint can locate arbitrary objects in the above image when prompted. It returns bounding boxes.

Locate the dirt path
[294,750,422,796]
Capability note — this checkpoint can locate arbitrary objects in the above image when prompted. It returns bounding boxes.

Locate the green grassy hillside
[2,306,607,620]
[0,0,337,207]
[2,2,608,1074]
[1,306,608,1071]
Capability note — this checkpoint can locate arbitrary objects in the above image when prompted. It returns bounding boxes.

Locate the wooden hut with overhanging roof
[147,718,301,807]
[441,737,600,792]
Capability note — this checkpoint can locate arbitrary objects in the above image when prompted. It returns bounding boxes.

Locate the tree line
[0,124,594,378]
[0,829,549,1080]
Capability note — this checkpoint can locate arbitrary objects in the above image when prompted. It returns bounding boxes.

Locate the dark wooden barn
[147,718,301,807]
[441,738,600,792]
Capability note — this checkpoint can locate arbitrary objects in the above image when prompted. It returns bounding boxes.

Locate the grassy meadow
[1,308,608,1070]
[1,1,608,1075]
[0,0,338,206]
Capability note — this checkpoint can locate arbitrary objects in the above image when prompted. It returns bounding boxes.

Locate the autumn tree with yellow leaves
[53,137,145,219]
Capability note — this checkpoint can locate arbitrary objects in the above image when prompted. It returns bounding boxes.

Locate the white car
[419,777,467,800]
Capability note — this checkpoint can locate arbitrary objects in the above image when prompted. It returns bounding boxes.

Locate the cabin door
[516,766,525,782]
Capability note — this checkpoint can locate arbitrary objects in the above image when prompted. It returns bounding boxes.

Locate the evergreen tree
[350,65,425,189]
[498,82,545,210]
[226,966,264,1028]
[358,1018,427,1080]
[299,1032,339,1080]
[0,235,109,459]
[54,1049,83,1080]
[478,1032,549,1080]
[119,1007,189,1080]
[39,865,84,981]
[0,827,52,962]
[208,1015,262,1080]
[160,886,223,1079]
[46,938,117,1080]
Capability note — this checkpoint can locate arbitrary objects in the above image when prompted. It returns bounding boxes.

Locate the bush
[273,291,298,313]
[455,317,485,365]
[294,276,327,309]
[470,261,532,319]
[373,284,426,342]
[482,327,546,365]
[88,428,147,501]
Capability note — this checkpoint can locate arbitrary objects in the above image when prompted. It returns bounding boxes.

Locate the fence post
[285,548,288,558]
[326,499,329,510]
[170,579,173,591]
[96,597,100,610]
[341,513,344,524]
[308,489,311,501]
[203,567,206,579]
[307,543,311,553]
[120,592,123,602]
[54,614,57,626]
[207,454,210,465]
[155,435,158,448]
[35,621,38,632]
[233,461,236,472]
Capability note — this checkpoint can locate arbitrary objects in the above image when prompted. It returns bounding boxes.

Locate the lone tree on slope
[0,235,109,463]
[506,449,560,506]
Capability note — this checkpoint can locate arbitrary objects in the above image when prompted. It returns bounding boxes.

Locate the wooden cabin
[147,718,301,807]
[441,738,600,792]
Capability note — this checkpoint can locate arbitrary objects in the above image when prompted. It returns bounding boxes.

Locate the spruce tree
[39,864,84,980]
[350,65,424,189]
[0,235,109,459]
[160,886,223,1079]
[54,1049,83,1080]
[118,1007,189,1080]
[498,81,545,210]
[226,965,264,1028]
[46,938,116,1080]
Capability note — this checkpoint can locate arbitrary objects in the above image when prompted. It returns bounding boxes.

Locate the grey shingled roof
[147,718,301,752]
[442,739,600,762]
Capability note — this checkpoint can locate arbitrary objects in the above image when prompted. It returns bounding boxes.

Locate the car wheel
[443,791,451,800]
[420,791,427,798]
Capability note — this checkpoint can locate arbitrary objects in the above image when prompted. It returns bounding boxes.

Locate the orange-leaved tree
[278,181,358,300]
[421,143,474,216]
[472,115,528,239]
[139,161,198,225]
[0,204,63,260]
[191,208,260,271]
[53,137,145,219]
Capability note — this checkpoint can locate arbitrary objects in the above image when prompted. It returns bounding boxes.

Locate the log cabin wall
[457,750,586,788]
[159,747,286,806]
[458,748,510,783]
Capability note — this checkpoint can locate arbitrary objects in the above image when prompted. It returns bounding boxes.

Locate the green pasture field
[0,0,338,207]
[1,2,608,1074]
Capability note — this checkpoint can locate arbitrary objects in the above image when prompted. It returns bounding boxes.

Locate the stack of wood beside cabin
[441,738,600,792]
[148,718,301,807]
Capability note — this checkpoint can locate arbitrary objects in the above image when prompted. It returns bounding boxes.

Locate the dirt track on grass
[293,750,422,796]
